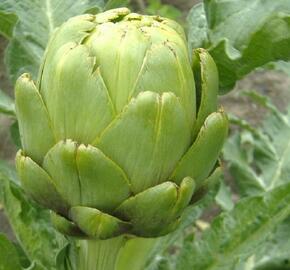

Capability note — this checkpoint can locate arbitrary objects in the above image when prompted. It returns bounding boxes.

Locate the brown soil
[220,71,290,126]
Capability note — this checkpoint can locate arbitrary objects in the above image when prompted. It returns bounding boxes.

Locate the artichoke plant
[15,8,228,240]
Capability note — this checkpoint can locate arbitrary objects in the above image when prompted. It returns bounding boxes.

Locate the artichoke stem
[78,236,156,270]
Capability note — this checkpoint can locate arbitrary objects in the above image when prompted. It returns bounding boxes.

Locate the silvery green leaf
[0,234,21,270]
[224,91,290,196]
[0,0,105,82]
[0,161,68,270]
[0,10,17,39]
[0,88,15,116]
[215,179,234,211]
[176,183,290,270]
[187,0,290,93]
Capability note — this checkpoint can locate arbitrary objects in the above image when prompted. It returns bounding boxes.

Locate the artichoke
[15,8,228,239]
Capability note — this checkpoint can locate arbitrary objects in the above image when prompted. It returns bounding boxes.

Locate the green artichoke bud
[15,8,228,239]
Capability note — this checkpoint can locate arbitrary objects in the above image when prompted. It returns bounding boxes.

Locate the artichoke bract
[15,8,228,239]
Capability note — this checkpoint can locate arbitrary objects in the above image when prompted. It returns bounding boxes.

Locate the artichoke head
[15,8,228,239]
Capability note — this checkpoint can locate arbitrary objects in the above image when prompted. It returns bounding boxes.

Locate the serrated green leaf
[0,0,105,82]
[0,234,21,270]
[0,10,17,39]
[224,91,290,196]
[176,183,290,270]
[215,179,234,211]
[0,161,68,270]
[223,92,290,269]
[105,0,130,10]
[251,218,290,270]
[0,160,18,186]
[0,88,15,116]
[187,0,290,93]
[145,0,181,21]
[187,3,208,52]
[242,91,280,114]
[267,60,290,77]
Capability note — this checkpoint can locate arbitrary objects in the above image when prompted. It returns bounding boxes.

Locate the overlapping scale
[94,91,192,194]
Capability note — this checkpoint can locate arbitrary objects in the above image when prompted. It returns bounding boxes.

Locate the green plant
[13,7,227,269]
[145,0,182,21]
[1,0,290,270]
